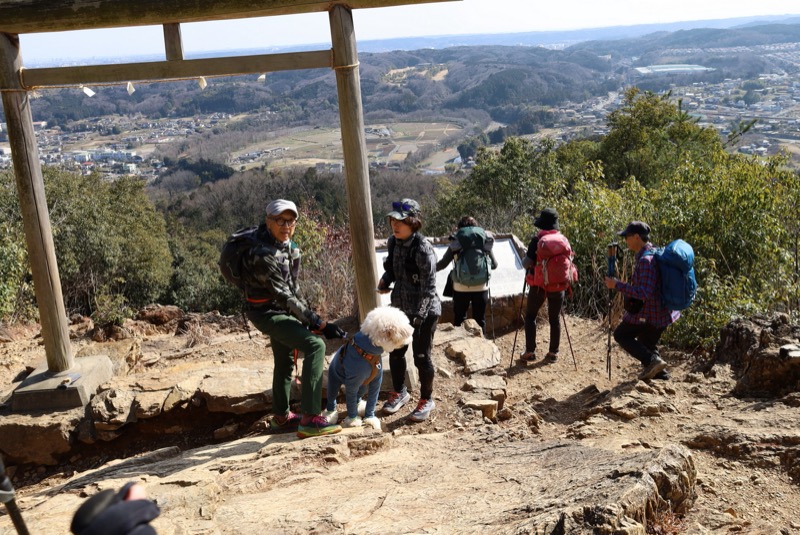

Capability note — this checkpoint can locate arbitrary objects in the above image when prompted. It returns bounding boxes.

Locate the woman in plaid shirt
[604,221,680,381]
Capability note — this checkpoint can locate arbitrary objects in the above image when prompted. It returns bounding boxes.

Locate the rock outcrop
[715,314,800,397]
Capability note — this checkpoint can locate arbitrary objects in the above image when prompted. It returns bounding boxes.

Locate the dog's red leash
[293,349,301,385]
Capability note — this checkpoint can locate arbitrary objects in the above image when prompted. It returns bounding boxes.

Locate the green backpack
[452,227,490,287]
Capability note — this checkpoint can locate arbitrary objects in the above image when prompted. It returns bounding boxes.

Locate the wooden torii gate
[0,0,456,411]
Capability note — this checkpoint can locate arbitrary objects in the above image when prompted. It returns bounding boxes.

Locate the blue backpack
[644,239,697,311]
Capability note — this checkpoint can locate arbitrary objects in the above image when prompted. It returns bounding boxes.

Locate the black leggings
[452,290,488,332]
[388,313,438,400]
[524,286,564,354]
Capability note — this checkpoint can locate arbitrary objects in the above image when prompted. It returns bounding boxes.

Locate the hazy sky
[17,0,800,63]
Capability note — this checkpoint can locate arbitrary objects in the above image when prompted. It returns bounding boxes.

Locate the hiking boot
[639,356,668,381]
[363,416,382,431]
[269,411,301,432]
[321,408,339,425]
[545,352,558,362]
[382,388,411,414]
[520,351,536,362]
[409,398,435,422]
[653,370,671,381]
[357,399,367,417]
[342,416,363,428]
[296,415,342,439]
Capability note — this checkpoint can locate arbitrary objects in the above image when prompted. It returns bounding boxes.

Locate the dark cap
[617,221,651,238]
[387,198,421,220]
[534,208,559,230]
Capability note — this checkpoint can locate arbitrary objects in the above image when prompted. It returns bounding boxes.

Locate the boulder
[445,338,501,374]
[464,399,498,420]
[733,346,800,397]
[713,315,800,397]
[91,388,136,432]
[196,367,270,414]
[0,408,83,465]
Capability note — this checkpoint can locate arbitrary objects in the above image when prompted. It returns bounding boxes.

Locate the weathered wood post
[330,5,381,321]
[0,33,73,373]
[163,23,184,61]
[0,33,112,411]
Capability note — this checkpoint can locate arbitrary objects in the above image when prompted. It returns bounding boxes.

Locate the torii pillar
[0,33,112,412]
[330,6,381,321]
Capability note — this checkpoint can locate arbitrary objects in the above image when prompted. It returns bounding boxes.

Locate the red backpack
[525,230,578,292]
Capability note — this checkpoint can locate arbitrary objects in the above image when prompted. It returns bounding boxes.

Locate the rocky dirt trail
[1,310,800,534]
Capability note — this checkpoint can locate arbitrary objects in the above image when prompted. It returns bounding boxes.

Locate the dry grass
[648,510,684,534]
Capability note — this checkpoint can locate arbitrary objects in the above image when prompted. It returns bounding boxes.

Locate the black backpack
[219,226,259,290]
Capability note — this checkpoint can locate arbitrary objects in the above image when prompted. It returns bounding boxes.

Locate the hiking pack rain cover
[652,239,697,311]
[528,232,578,292]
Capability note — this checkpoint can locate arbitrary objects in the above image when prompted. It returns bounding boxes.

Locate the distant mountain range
[351,14,800,53]
[25,14,800,67]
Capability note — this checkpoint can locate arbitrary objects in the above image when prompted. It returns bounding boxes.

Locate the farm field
[230,122,464,171]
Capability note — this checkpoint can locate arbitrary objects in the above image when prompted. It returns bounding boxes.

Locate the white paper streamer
[198,77,207,90]
[126,82,135,95]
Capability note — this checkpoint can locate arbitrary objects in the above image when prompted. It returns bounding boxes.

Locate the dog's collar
[350,338,381,358]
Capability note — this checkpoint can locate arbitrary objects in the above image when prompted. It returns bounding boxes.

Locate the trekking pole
[510,279,528,367]
[0,455,30,535]
[293,349,301,385]
[488,287,495,340]
[561,308,578,371]
[606,243,617,381]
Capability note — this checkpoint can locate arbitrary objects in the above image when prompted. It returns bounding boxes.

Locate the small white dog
[323,306,413,430]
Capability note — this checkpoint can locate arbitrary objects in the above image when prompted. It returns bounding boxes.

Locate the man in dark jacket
[605,221,679,381]
[241,199,344,438]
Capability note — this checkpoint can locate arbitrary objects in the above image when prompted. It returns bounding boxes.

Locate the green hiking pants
[247,311,326,416]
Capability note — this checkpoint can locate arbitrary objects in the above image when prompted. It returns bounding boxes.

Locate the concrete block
[10,354,113,412]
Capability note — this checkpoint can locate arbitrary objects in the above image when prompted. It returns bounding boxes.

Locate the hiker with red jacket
[520,208,577,363]
[605,221,679,381]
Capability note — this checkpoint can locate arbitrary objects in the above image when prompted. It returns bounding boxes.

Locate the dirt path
[1,315,800,533]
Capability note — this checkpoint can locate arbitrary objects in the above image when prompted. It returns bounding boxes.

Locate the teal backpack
[452,227,490,287]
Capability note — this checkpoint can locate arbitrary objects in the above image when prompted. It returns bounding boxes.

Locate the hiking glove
[322,323,347,339]
[71,482,160,535]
